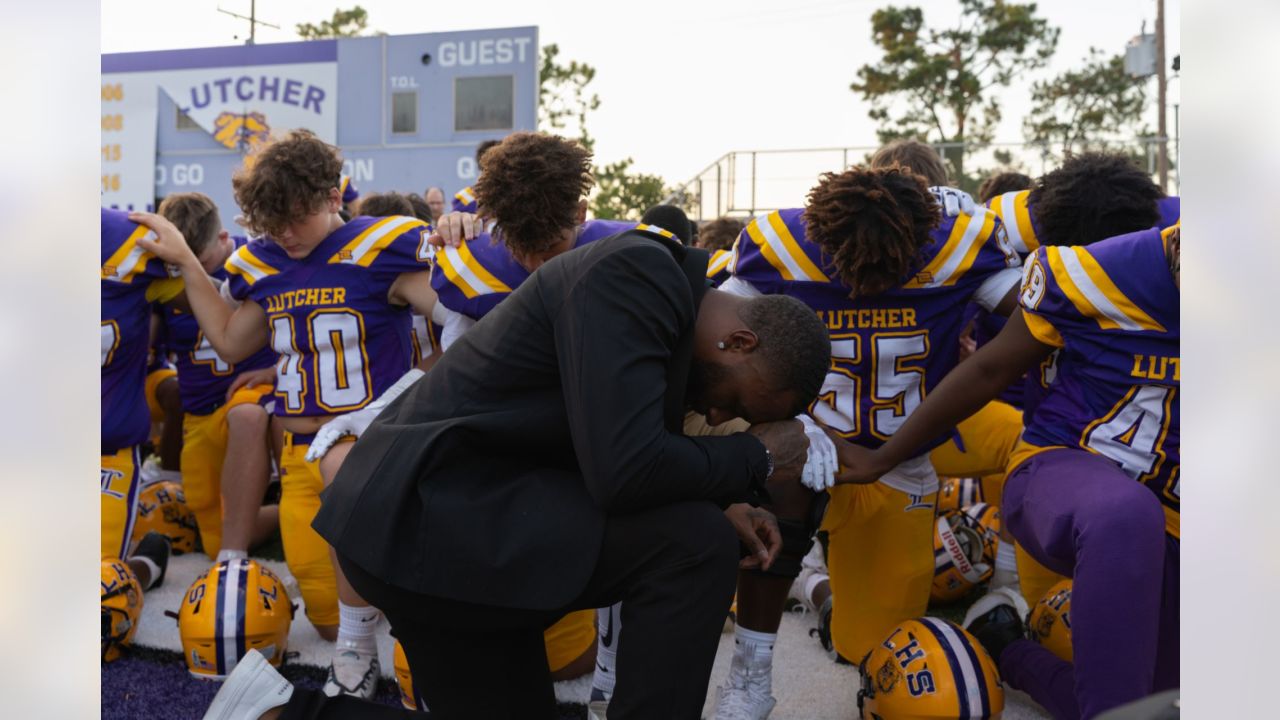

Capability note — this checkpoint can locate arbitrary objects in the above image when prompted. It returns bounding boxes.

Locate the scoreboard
[101,27,538,230]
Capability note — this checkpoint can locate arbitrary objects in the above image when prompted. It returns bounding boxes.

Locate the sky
[101,0,1181,188]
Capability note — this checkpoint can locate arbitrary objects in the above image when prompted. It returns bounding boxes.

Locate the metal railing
[667,138,1178,223]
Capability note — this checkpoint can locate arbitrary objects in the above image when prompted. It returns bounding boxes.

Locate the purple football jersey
[732,207,1020,452]
[225,215,432,417]
[162,237,277,415]
[1019,227,1180,535]
[101,208,181,451]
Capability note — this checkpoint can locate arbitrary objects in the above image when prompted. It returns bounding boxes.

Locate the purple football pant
[998,448,1178,720]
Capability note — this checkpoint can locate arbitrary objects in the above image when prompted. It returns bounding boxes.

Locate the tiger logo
[213,111,271,151]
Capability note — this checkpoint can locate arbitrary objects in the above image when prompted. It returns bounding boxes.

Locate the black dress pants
[278,501,740,720]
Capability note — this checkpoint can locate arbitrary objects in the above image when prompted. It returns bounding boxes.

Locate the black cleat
[133,531,171,590]
[962,587,1029,663]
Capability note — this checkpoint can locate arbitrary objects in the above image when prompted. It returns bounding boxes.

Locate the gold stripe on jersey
[328,216,428,267]
[145,277,186,304]
[706,248,733,278]
[225,245,279,286]
[635,223,676,241]
[340,175,351,194]
[744,212,828,283]
[1046,246,1166,333]
[102,225,158,283]
[990,190,1038,254]
[1161,222,1179,254]
[455,186,476,205]
[904,209,996,289]
[435,242,513,299]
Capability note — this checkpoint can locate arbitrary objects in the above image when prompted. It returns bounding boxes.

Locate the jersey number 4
[270,311,371,413]
[810,331,929,440]
[1082,384,1177,487]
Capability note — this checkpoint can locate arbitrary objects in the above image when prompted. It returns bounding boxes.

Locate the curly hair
[803,166,940,298]
[977,171,1033,203]
[158,192,220,255]
[232,129,343,237]
[475,132,594,258]
[698,217,744,252]
[870,139,949,187]
[1029,152,1162,247]
[356,192,414,218]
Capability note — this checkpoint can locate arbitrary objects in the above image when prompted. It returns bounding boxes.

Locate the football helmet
[102,558,144,662]
[936,477,985,514]
[393,640,429,711]
[1028,580,1073,661]
[177,558,293,679]
[132,481,199,554]
[931,509,996,603]
[964,502,1002,542]
[858,617,1004,719]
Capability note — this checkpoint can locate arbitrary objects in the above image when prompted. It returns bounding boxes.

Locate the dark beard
[686,357,731,412]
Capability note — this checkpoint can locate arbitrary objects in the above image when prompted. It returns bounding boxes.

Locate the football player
[156,193,280,560]
[101,207,181,590]
[451,139,502,213]
[130,129,439,699]
[699,217,745,288]
[707,161,1022,718]
[836,223,1180,720]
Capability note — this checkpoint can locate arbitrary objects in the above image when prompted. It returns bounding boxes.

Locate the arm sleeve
[717,275,764,298]
[971,266,1022,311]
[437,305,475,352]
[555,243,769,512]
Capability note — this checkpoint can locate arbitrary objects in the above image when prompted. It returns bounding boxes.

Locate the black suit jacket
[313,230,770,610]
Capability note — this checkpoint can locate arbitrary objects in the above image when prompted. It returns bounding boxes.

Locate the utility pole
[1155,0,1168,192]
[218,1,279,45]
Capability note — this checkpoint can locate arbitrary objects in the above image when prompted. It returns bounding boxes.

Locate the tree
[539,44,601,151]
[1024,48,1149,160]
[296,6,371,40]
[590,158,671,221]
[851,0,1059,188]
[537,45,669,219]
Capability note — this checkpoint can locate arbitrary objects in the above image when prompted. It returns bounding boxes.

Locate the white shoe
[139,457,181,488]
[712,683,777,720]
[787,543,828,614]
[321,642,380,699]
[963,586,1030,629]
[202,649,293,720]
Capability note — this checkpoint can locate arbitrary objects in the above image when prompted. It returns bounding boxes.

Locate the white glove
[929,186,977,218]
[798,415,839,492]
[304,368,425,462]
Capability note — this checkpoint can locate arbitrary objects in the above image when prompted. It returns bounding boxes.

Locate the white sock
[591,603,623,697]
[216,549,248,563]
[733,626,776,666]
[336,602,380,652]
[803,572,829,607]
[995,541,1018,572]
[134,556,162,591]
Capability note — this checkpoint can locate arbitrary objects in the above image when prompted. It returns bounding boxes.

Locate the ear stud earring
[717,341,726,350]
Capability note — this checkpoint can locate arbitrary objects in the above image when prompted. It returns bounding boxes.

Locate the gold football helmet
[936,477,986,514]
[858,617,1004,719]
[102,558,144,662]
[177,558,293,678]
[1028,579,1073,661]
[931,509,996,603]
[132,481,199,554]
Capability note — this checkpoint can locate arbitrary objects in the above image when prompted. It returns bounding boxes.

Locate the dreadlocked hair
[803,166,939,298]
[1029,152,1162,247]
[231,129,343,238]
[475,132,594,258]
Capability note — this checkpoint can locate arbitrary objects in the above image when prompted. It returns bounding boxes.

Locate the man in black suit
[202,133,831,720]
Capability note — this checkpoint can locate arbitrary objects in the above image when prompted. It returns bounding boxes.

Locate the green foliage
[590,158,670,221]
[1024,48,1149,160]
[851,0,1059,186]
[296,6,371,40]
[539,44,601,152]
[535,45,669,219]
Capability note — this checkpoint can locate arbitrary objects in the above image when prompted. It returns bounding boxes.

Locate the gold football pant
[544,609,596,673]
[280,431,340,628]
[101,446,142,559]
[180,385,273,556]
[929,400,1023,506]
[821,481,937,663]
